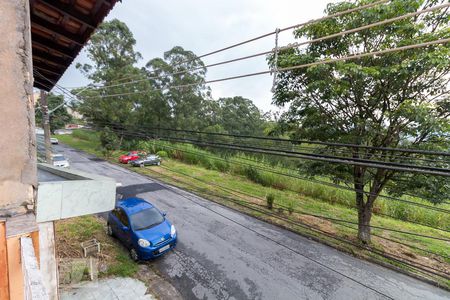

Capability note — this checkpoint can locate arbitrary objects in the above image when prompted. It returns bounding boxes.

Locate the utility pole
[40,90,52,163]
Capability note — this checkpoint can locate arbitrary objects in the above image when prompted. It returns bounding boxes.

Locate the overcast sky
[58,0,338,112]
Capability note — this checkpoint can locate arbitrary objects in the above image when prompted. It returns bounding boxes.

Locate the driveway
[54,144,450,300]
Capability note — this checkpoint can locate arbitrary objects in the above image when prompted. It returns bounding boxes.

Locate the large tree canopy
[144,46,210,130]
[75,18,168,140]
[216,96,265,135]
[271,0,450,243]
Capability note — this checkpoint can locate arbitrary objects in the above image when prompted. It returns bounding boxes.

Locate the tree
[217,96,265,136]
[145,46,211,130]
[35,93,72,133]
[271,0,450,243]
[100,127,119,158]
[75,19,146,133]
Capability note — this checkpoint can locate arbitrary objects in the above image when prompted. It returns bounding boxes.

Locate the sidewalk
[61,277,155,300]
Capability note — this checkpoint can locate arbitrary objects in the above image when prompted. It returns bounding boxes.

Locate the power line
[80,37,450,99]
[155,165,450,277]
[66,2,450,92]
[157,164,450,243]
[34,81,448,161]
[64,0,391,90]
[144,166,449,281]
[95,123,450,176]
[154,143,450,233]
[172,1,392,65]
[94,120,450,157]
[152,141,450,221]
[92,125,450,214]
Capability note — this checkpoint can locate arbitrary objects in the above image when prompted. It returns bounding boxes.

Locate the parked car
[130,154,161,167]
[52,154,69,168]
[107,197,177,261]
[119,151,141,164]
[50,137,59,144]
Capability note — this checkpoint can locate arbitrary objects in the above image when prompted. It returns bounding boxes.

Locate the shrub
[99,127,118,158]
[183,152,199,165]
[244,166,263,184]
[287,201,295,215]
[121,139,139,151]
[213,160,230,172]
[172,150,184,160]
[156,150,168,158]
[266,193,275,209]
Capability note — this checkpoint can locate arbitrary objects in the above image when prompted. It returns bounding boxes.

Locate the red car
[119,151,141,164]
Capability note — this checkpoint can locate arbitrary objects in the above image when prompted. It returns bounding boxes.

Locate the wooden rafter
[31,0,119,90]
[31,14,84,46]
[37,0,97,29]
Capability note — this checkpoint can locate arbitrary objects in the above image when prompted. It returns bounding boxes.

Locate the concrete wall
[36,164,116,222]
[0,0,36,216]
[38,222,58,300]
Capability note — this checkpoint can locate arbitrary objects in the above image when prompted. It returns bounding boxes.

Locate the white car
[52,154,69,168]
[50,137,59,144]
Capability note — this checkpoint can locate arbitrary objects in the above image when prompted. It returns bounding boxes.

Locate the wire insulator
[271,28,281,93]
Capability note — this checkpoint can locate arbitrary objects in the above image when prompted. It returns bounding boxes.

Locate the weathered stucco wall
[0,0,37,216]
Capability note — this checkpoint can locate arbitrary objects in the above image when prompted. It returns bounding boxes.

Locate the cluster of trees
[75,19,267,138]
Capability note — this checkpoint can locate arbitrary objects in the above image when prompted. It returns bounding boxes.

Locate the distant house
[67,106,83,119]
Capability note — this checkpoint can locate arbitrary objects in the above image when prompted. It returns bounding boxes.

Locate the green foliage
[156,150,168,158]
[100,127,119,158]
[213,159,230,172]
[266,193,275,209]
[144,46,210,130]
[215,97,265,135]
[244,166,263,184]
[35,93,72,133]
[120,140,134,151]
[287,201,295,215]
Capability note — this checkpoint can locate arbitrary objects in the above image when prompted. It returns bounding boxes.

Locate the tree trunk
[118,132,124,149]
[354,167,388,244]
[353,162,372,244]
[357,199,372,244]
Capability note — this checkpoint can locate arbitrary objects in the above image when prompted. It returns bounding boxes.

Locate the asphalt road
[55,144,450,300]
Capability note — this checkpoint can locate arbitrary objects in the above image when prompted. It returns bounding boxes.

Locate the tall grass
[72,129,99,142]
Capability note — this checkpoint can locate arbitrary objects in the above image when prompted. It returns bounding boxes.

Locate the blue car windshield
[130,208,164,231]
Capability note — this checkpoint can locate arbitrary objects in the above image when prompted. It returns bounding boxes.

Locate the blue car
[107,197,177,261]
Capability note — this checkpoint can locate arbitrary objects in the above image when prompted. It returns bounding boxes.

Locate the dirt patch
[375,236,450,275]
[298,214,337,235]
